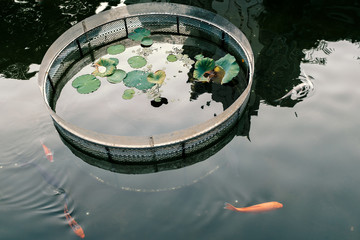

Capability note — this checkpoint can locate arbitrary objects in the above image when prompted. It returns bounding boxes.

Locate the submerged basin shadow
[59,107,251,174]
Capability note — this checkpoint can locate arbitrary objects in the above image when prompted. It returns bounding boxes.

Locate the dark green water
[1,0,360,239]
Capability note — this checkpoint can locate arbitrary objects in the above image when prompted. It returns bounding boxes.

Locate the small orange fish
[64,204,85,238]
[41,144,53,162]
[224,201,283,213]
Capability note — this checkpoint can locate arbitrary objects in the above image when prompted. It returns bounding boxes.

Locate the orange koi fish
[224,201,283,213]
[41,144,53,162]
[64,204,85,238]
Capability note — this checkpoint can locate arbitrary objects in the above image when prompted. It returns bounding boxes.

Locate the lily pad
[214,54,240,84]
[147,70,166,85]
[92,58,116,77]
[72,74,101,94]
[194,54,204,61]
[109,58,119,65]
[193,57,215,82]
[123,70,155,90]
[141,37,153,47]
[128,56,147,69]
[107,69,127,84]
[128,27,151,41]
[107,44,125,55]
[167,54,177,62]
[122,89,135,100]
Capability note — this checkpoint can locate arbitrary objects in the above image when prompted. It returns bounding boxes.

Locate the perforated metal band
[38,3,254,163]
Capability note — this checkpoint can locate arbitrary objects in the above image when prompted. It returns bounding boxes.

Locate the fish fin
[224,202,238,211]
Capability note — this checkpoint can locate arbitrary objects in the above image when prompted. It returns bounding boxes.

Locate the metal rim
[38,3,254,162]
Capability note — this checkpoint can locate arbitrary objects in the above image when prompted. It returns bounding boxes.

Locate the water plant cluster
[71,27,241,102]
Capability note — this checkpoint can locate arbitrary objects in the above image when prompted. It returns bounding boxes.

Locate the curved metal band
[38,3,254,163]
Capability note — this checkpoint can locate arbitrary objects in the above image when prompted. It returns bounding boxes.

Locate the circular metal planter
[38,3,254,164]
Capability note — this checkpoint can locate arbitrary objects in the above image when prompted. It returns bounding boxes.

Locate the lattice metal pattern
[39,3,254,164]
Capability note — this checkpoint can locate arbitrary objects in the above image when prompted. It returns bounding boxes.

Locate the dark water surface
[1,0,360,239]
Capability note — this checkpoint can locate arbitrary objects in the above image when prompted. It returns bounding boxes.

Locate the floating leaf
[167,54,177,62]
[141,37,153,47]
[92,58,116,77]
[128,56,147,69]
[107,44,125,55]
[122,89,135,100]
[107,69,127,84]
[147,70,166,85]
[128,27,151,41]
[215,54,240,84]
[193,57,215,82]
[123,70,155,90]
[109,58,119,65]
[72,74,101,94]
[194,54,204,61]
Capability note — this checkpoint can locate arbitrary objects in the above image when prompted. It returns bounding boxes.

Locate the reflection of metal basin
[59,110,247,174]
[38,3,254,163]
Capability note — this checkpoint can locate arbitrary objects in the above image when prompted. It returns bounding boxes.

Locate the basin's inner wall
[45,14,250,109]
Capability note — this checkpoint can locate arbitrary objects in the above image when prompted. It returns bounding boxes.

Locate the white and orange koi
[224,201,283,213]
[41,143,53,162]
[64,204,85,238]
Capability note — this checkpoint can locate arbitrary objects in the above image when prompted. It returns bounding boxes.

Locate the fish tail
[224,202,238,211]
[64,203,69,213]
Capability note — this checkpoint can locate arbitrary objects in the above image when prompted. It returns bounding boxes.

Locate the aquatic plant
[72,74,101,94]
[107,44,125,55]
[147,70,166,85]
[193,54,240,84]
[193,57,215,82]
[141,37,153,47]
[92,58,117,77]
[215,54,240,84]
[109,58,119,65]
[127,56,147,69]
[167,54,177,62]
[122,89,135,100]
[194,54,204,61]
[128,27,151,41]
[107,69,127,84]
[123,70,155,90]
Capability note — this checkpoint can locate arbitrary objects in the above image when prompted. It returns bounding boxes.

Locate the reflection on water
[1,1,360,239]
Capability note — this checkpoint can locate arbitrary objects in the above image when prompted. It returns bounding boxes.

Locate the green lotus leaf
[167,54,177,62]
[122,89,135,100]
[109,58,119,65]
[128,56,147,69]
[193,57,215,82]
[147,70,166,85]
[72,74,101,94]
[123,70,155,90]
[194,54,204,61]
[141,37,153,47]
[215,54,240,84]
[107,44,125,55]
[92,58,117,77]
[107,69,127,84]
[128,27,151,41]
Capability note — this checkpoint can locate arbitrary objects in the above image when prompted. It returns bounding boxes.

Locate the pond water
[1,1,360,240]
